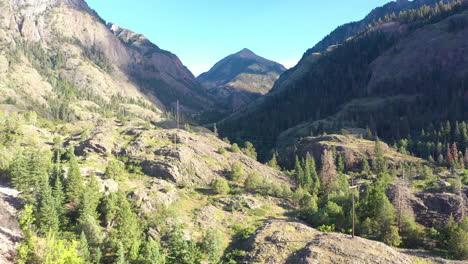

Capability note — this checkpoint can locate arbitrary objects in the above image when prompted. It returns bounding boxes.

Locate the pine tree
[138,237,166,264]
[37,185,60,234]
[336,154,345,173]
[266,152,281,170]
[79,231,91,262]
[302,158,312,191]
[372,138,386,174]
[66,148,84,204]
[116,242,128,264]
[166,225,202,264]
[52,175,67,228]
[438,154,445,166]
[51,151,63,186]
[11,152,36,205]
[201,229,227,263]
[305,154,320,195]
[361,158,370,175]
[294,156,304,186]
[109,193,142,262]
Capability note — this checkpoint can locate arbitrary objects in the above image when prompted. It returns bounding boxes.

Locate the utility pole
[176,100,179,131]
[398,163,405,233]
[173,100,179,149]
[349,175,357,239]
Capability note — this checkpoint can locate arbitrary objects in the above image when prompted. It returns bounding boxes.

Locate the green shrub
[104,161,125,180]
[383,226,402,247]
[241,141,257,160]
[449,176,462,193]
[211,178,230,195]
[230,143,240,153]
[229,162,244,181]
[318,224,334,232]
[201,229,227,263]
[244,172,262,191]
[218,147,227,155]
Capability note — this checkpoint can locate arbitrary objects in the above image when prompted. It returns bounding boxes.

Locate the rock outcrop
[242,219,413,264]
[121,128,290,185]
[0,186,21,264]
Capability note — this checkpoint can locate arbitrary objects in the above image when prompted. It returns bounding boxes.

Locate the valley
[0,0,467,263]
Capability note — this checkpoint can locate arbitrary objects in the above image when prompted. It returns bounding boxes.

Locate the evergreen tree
[52,175,67,228]
[361,158,370,175]
[116,242,128,264]
[37,184,60,234]
[201,229,227,263]
[108,193,142,262]
[372,138,386,174]
[66,148,84,204]
[79,232,91,262]
[294,156,304,186]
[11,153,34,204]
[266,152,281,170]
[305,154,320,195]
[138,237,166,264]
[336,154,345,173]
[166,225,202,264]
[301,158,313,191]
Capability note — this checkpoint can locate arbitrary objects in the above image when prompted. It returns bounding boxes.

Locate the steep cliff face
[0,0,216,117]
[198,48,285,111]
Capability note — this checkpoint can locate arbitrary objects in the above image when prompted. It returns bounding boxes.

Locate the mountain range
[0,0,467,263]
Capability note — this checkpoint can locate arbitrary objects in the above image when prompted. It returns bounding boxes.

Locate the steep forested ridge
[219,0,468,161]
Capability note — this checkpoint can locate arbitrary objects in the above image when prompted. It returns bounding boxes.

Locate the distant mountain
[218,0,468,160]
[198,49,286,111]
[0,0,217,120]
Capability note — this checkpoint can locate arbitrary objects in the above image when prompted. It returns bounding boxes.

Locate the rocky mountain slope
[0,0,217,118]
[198,48,286,111]
[218,0,468,160]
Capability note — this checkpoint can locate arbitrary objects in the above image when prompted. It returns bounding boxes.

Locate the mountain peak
[235,48,257,58]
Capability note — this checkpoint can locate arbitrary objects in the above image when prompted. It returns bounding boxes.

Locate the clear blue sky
[87,0,390,76]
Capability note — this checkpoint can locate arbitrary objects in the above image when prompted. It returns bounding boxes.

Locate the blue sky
[87,0,390,76]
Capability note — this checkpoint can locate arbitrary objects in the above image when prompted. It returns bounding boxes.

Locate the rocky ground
[0,185,21,264]
[242,219,465,264]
